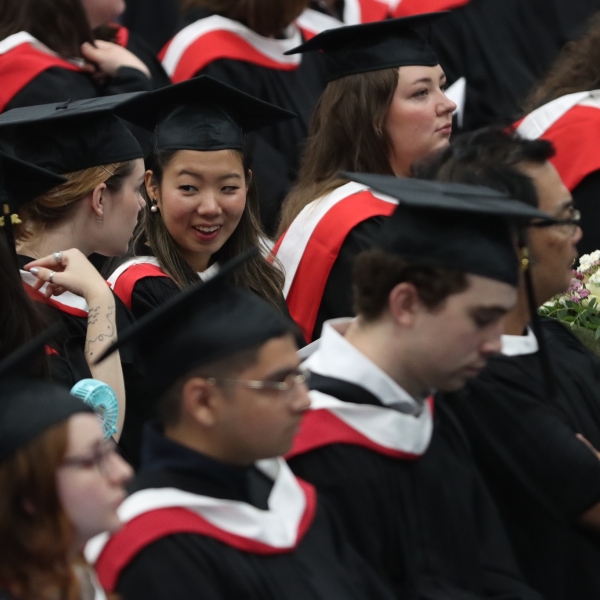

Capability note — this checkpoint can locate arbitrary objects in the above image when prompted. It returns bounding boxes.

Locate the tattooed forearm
[85,304,117,360]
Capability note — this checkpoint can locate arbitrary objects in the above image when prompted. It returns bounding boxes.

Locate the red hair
[0,421,80,600]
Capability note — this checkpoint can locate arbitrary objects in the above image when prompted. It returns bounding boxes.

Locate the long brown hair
[180,0,310,37]
[0,421,79,600]
[17,161,137,242]
[133,148,285,308]
[0,0,119,59]
[277,67,399,236]
[522,12,600,113]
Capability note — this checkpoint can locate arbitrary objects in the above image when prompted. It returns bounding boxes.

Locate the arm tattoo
[85,304,116,360]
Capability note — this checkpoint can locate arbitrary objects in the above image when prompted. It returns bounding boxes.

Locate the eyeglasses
[206,368,310,395]
[61,440,118,477]
[531,209,581,235]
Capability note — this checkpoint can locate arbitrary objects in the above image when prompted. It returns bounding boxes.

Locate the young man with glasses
[85,256,397,600]
[418,129,600,600]
[287,174,549,600]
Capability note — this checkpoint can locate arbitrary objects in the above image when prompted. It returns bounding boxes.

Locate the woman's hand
[81,40,151,79]
[24,249,110,302]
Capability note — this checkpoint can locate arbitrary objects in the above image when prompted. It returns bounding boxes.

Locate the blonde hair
[17,161,136,241]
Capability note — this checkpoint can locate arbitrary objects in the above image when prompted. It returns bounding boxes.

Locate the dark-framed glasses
[531,209,581,234]
[61,439,118,477]
[207,368,310,394]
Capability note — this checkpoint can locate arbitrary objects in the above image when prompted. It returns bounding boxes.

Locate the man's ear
[145,170,160,205]
[181,377,220,428]
[387,281,422,327]
[90,182,107,220]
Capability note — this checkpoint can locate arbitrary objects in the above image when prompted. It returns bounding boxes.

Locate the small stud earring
[150,200,158,213]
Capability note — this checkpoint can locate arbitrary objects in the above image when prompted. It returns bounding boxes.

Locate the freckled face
[385,64,457,176]
[149,150,248,272]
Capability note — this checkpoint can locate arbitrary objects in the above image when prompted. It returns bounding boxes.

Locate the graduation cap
[0,94,144,174]
[343,172,555,287]
[114,75,296,153]
[94,249,294,396]
[285,13,445,81]
[0,379,93,463]
[0,152,67,264]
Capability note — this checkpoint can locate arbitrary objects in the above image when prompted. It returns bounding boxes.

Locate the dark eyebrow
[557,198,574,211]
[218,173,243,182]
[469,306,510,317]
[410,77,433,85]
[264,364,301,382]
[178,169,202,179]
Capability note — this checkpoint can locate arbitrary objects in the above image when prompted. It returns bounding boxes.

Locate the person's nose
[290,382,311,414]
[107,452,134,485]
[480,322,504,357]
[197,191,222,217]
[438,90,457,115]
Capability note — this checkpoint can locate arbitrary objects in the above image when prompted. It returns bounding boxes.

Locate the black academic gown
[172,9,331,234]
[446,318,600,600]
[572,169,600,256]
[111,424,397,600]
[430,0,600,131]
[17,255,151,466]
[3,28,169,113]
[288,376,542,600]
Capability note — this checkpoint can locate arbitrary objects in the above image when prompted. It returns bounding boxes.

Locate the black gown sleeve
[313,216,386,340]
[5,65,151,112]
[453,367,600,521]
[125,30,172,88]
[571,169,600,257]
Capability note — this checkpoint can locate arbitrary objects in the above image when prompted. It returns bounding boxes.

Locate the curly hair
[522,12,600,112]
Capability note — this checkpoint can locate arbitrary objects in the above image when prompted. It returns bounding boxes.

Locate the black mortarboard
[0,94,144,174]
[0,379,93,463]
[0,152,66,264]
[94,250,293,395]
[114,75,296,153]
[344,173,555,287]
[285,13,444,81]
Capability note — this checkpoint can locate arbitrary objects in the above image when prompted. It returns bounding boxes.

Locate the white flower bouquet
[539,251,600,352]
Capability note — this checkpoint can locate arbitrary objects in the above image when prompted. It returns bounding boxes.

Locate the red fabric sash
[358,0,393,22]
[95,480,317,592]
[0,43,82,112]
[392,0,471,17]
[22,282,89,319]
[160,30,300,83]
[286,397,435,460]
[112,24,130,48]
[528,105,600,191]
[274,191,397,342]
[111,263,170,310]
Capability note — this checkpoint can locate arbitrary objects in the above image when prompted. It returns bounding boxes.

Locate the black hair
[412,127,556,207]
